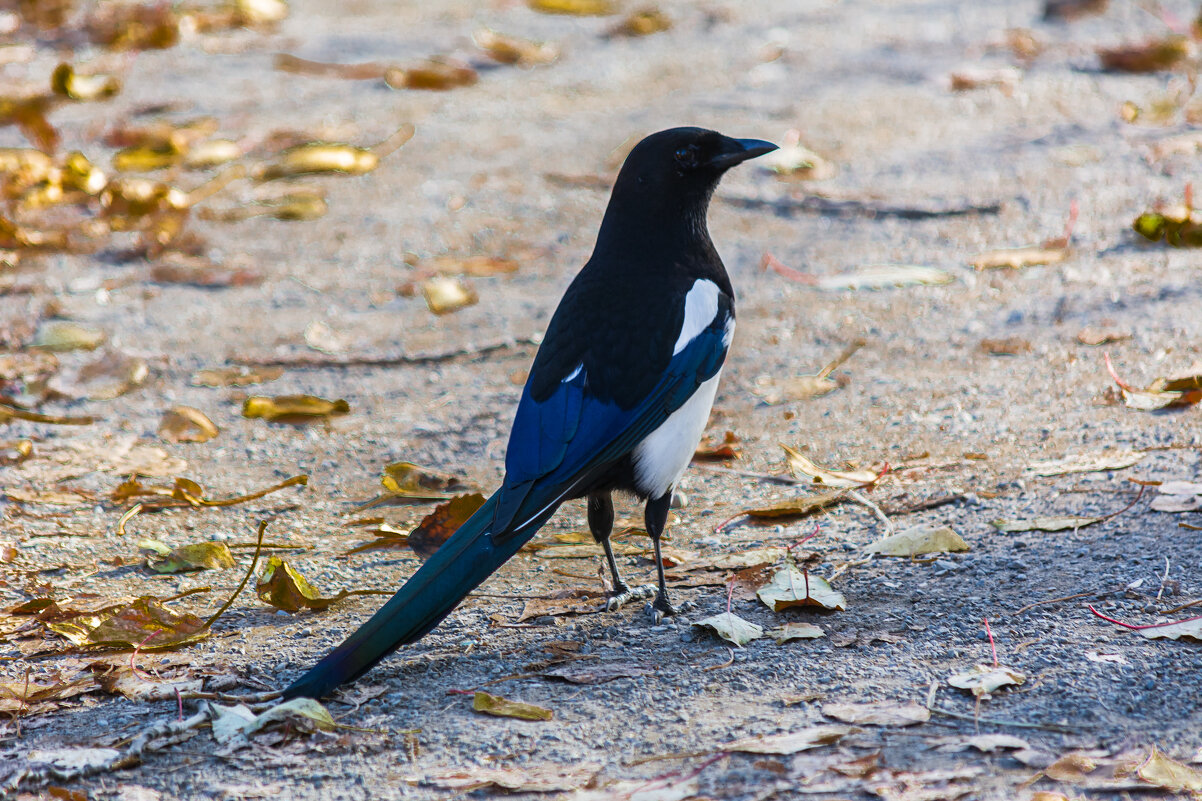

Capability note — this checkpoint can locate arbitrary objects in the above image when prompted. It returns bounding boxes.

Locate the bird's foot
[646,596,693,624]
[606,584,657,612]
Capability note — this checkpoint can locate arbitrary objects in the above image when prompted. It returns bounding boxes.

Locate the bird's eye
[674,146,699,169]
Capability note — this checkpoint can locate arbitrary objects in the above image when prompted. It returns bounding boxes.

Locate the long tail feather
[282,492,542,699]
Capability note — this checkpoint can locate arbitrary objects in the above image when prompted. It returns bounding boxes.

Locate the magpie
[283,127,776,699]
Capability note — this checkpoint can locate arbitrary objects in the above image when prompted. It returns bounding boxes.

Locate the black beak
[708,137,778,170]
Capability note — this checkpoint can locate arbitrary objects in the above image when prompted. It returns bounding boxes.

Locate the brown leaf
[472,691,553,721]
[242,394,349,423]
[821,700,929,726]
[979,337,1031,356]
[50,62,120,101]
[158,406,219,443]
[255,556,379,612]
[693,430,739,460]
[1098,36,1192,73]
[384,60,478,91]
[48,350,148,400]
[607,7,672,36]
[743,489,846,520]
[46,597,208,650]
[425,255,520,277]
[409,493,487,558]
[112,474,307,510]
[473,30,559,66]
[191,365,284,387]
[149,255,263,288]
[1076,326,1131,346]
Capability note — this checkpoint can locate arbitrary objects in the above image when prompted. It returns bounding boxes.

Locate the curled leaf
[743,489,846,520]
[191,365,283,387]
[724,725,856,754]
[242,394,349,423]
[472,691,552,721]
[863,525,969,556]
[607,7,672,36]
[948,665,1025,698]
[256,556,361,612]
[51,63,120,101]
[770,622,824,643]
[381,461,471,500]
[384,60,477,91]
[474,29,559,66]
[141,539,236,573]
[159,405,219,443]
[783,445,878,488]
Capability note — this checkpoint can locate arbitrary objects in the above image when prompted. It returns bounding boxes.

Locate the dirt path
[2,0,1201,798]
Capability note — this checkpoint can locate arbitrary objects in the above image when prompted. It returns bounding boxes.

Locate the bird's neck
[591,193,719,266]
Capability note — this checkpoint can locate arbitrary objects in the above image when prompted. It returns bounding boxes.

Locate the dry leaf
[425,255,520,276]
[384,60,477,91]
[814,265,954,291]
[46,597,208,650]
[410,764,599,793]
[991,516,1102,532]
[693,430,740,460]
[380,461,470,500]
[96,671,201,702]
[980,336,1031,355]
[149,255,263,288]
[473,30,559,66]
[421,276,477,315]
[528,0,616,15]
[256,556,367,612]
[518,589,604,621]
[770,622,825,643]
[51,62,120,101]
[242,394,349,423]
[472,691,552,721]
[1132,616,1202,642]
[140,539,236,573]
[692,612,764,646]
[1132,745,1202,792]
[49,350,148,400]
[724,725,857,754]
[1105,354,1202,410]
[759,129,834,180]
[750,374,839,403]
[409,493,487,558]
[112,474,306,510]
[191,365,283,387]
[743,489,846,520]
[5,487,92,505]
[669,547,787,572]
[756,565,846,611]
[257,143,377,179]
[1076,327,1130,346]
[821,700,930,726]
[31,320,106,351]
[783,444,878,487]
[1027,449,1144,476]
[947,665,1025,698]
[243,697,336,737]
[158,406,219,443]
[949,66,1022,92]
[970,245,1066,270]
[1098,36,1193,73]
[864,525,969,556]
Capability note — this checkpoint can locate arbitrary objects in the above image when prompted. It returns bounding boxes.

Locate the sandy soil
[2,0,1202,799]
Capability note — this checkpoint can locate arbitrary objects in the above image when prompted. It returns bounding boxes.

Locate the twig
[847,489,894,536]
[1160,598,1202,615]
[203,519,268,630]
[723,193,1003,220]
[690,463,802,485]
[1013,589,1104,616]
[231,337,539,370]
[816,339,866,380]
[701,648,735,672]
[1155,557,1172,603]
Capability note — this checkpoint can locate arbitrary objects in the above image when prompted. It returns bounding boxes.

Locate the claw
[606,584,656,612]
[646,594,679,623]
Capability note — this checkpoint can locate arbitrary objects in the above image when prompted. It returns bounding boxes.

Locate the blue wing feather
[491,314,730,537]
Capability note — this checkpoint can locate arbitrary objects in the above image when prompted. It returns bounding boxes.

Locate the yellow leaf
[472,691,553,721]
[864,525,969,556]
[242,394,349,423]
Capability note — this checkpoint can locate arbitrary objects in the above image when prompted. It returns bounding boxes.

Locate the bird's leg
[644,490,685,623]
[590,492,655,611]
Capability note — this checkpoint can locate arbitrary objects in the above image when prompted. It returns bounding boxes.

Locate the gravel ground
[2,0,1202,799]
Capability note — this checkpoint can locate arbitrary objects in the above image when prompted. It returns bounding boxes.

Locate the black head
[611,127,777,205]
[595,128,776,258]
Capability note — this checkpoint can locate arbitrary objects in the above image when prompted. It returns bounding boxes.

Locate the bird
[283,127,776,700]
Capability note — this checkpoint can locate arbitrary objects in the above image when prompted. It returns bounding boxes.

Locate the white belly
[632,371,722,499]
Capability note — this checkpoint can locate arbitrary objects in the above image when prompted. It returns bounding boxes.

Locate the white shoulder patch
[673,279,722,355]
[563,363,583,383]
